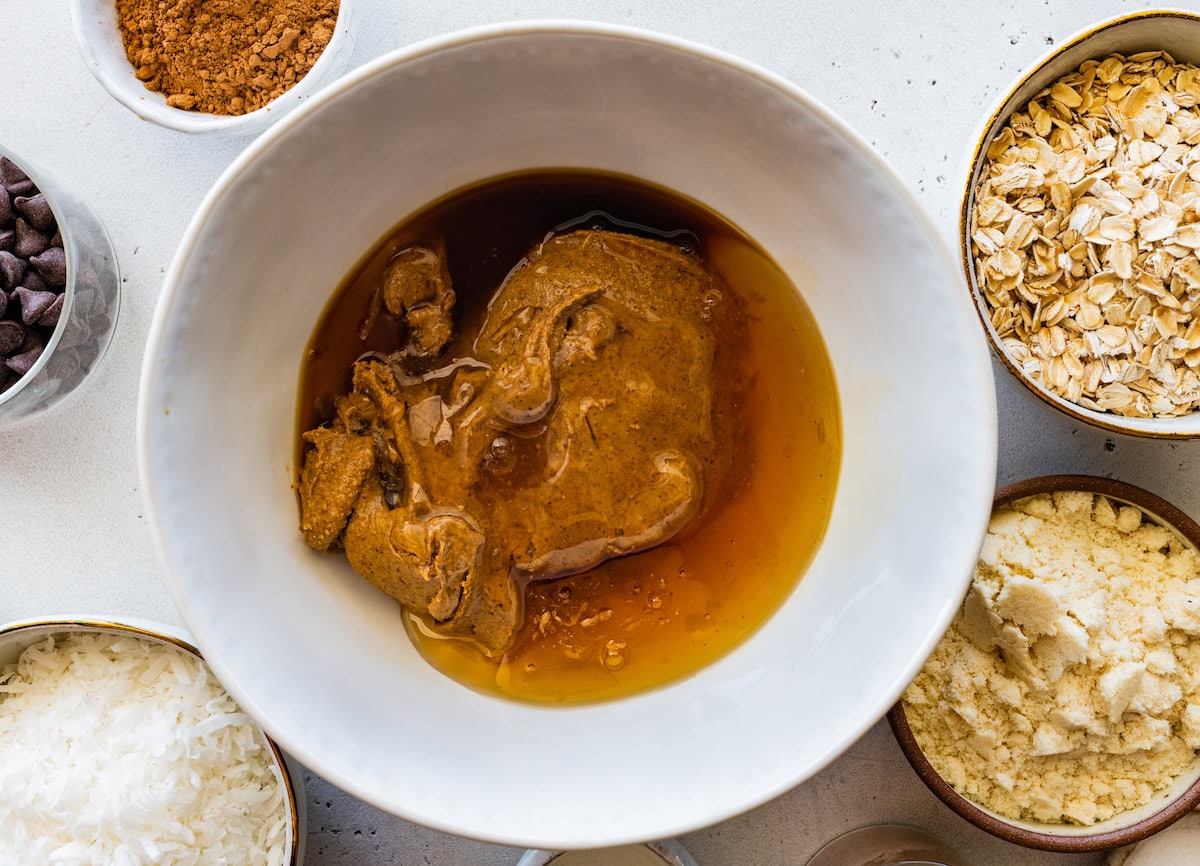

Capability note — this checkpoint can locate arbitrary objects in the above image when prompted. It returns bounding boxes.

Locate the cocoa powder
[115,0,339,116]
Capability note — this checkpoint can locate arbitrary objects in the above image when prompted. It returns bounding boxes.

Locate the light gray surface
[2,1,1197,863]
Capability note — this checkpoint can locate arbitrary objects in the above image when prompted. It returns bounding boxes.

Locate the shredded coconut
[904,492,1200,825]
[0,632,288,865]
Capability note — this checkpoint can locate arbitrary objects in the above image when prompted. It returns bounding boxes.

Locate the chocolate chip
[49,228,62,249]
[0,160,34,197]
[0,250,24,289]
[14,287,56,325]
[14,193,53,232]
[17,330,43,354]
[19,270,47,293]
[0,229,12,253]
[0,189,10,228]
[0,288,6,319]
[6,343,43,376]
[30,246,65,286]
[37,294,63,328]
[0,320,25,354]
[0,366,14,394]
[0,157,29,187]
[13,219,48,258]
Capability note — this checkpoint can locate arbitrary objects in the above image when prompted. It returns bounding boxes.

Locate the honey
[299,169,840,704]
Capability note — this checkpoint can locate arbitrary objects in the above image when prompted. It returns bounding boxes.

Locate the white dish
[137,21,997,848]
[67,0,355,135]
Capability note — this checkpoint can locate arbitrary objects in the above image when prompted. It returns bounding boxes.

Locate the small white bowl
[960,9,1200,438]
[67,0,355,135]
[138,20,997,848]
[0,616,306,864]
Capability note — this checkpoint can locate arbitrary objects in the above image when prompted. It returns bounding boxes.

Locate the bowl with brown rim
[889,474,1200,852]
[961,10,1200,438]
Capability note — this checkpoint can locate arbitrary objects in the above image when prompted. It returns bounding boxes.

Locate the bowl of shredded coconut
[890,475,1200,852]
[0,617,303,865]
[961,9,1200,438]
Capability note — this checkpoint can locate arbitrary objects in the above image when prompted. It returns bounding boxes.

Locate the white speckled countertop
[4,1,1199,863]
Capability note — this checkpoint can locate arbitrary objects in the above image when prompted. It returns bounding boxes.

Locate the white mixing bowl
[138,21,997,848]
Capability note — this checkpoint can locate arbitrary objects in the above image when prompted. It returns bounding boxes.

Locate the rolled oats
[972,52,1200,417]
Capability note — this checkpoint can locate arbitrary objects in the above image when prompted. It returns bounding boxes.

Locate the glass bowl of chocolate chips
[0,146,120,422]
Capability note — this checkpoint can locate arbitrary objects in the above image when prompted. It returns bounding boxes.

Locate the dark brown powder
[115,0,340,116]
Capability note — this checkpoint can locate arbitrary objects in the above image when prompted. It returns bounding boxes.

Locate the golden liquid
[299,170,840,705]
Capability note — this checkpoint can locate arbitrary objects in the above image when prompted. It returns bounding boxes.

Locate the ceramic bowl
[889,475,1200,852]
[67,0,355,135]
[0,143,120,424]
[960,9,1200,438]
[0,616,306,863]
[138,21,996,847]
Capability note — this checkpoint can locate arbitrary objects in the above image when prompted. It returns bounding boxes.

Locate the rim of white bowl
[137,19,998,847]
[66,0,353,134]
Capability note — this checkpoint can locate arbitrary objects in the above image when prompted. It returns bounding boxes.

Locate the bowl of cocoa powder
[68,0,354,134]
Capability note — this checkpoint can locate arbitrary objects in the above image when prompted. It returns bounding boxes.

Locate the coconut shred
[904,491,1200,825]
[0,632,288,865]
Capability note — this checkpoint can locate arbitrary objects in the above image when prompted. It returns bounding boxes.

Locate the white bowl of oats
[962,10,1200,438]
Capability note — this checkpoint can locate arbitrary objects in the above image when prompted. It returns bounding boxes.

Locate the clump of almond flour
[971,51,1200,418]
[903,491,1200,825]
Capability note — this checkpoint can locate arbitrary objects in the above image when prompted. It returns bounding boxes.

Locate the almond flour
[903,491,1200,825]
